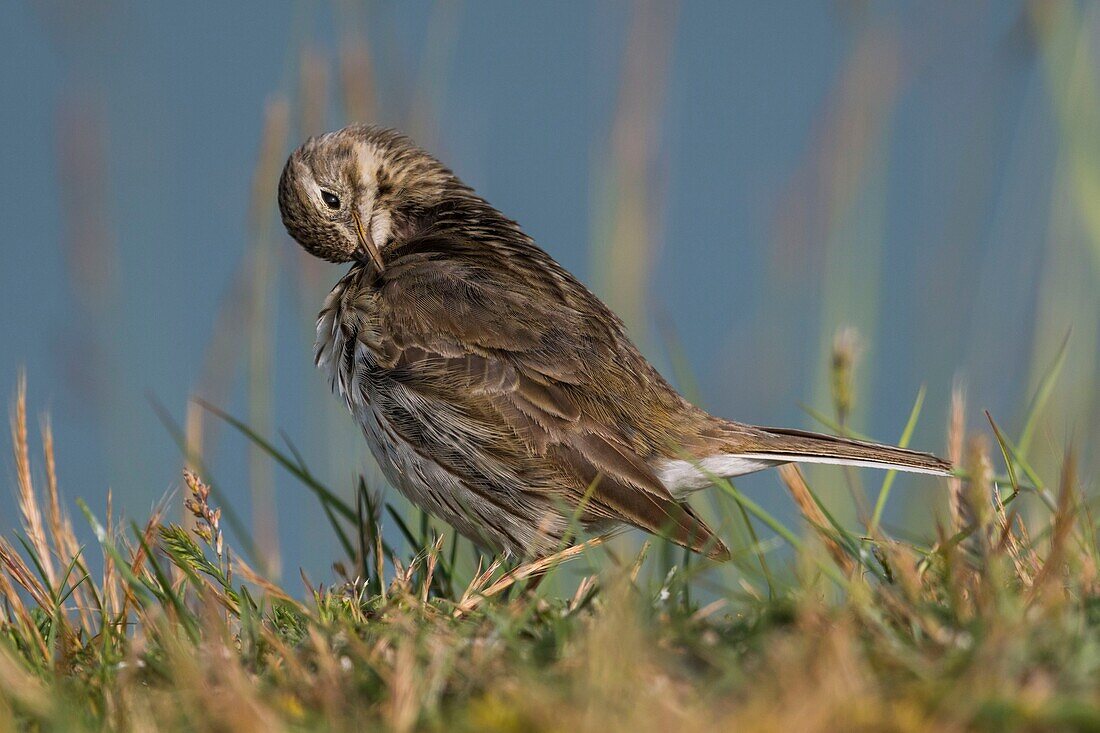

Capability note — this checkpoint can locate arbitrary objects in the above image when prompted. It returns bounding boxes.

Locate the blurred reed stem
[592,0,677,344]
[1028,2,1100,479]
[246,97,291,578]
[806,28,900,521]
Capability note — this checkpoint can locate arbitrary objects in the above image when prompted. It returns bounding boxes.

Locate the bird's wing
[367,236,728,559]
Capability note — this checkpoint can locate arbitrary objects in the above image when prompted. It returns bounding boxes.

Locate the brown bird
[278,125,951,561]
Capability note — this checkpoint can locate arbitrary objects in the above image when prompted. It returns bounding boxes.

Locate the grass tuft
[0,375,1096,731]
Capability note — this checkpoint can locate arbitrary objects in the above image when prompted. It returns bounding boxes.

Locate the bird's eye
[320,190,341,210]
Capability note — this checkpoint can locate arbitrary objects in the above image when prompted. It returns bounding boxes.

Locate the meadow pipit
[278,125,950,560]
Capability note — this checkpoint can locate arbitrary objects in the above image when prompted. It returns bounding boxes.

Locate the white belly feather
[314,295,565,555]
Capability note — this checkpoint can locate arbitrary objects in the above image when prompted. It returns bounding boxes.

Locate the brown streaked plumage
[279,124,951,561]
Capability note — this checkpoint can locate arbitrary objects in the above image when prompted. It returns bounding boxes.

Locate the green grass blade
[321,501,356,562]
[196,398,356,522]
[131,522,200,642]
[732,497,776,599]
[76,500,153,607]
[711,478,847,588]
[386,504,422,553]
[798,403,871,441]
[1018,329,1070,459]
[869,385,926,534]
[147,394,259,562]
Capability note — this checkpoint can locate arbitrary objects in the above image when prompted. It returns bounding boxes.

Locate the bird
[278,124,951,561]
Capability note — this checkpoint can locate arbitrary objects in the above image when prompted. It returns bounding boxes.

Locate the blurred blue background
[1,1,1096,579]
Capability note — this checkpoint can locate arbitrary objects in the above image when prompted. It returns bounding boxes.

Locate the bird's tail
[735,426,952,475]
[658,424,951,499]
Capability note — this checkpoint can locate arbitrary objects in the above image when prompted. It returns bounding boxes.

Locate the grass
[1,338,1098,733]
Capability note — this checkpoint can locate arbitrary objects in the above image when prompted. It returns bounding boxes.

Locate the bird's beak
[351,210,385,273]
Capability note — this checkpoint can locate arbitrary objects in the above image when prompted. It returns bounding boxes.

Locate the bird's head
[278,125,458,269]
